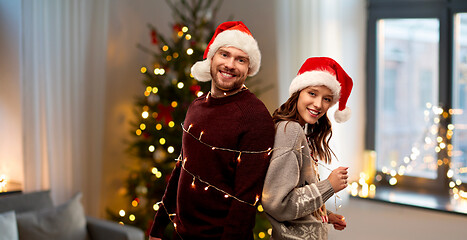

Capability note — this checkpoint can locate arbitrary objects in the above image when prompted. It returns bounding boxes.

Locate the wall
[101,0,278,216]
[329,198,467,240]
[0,1,23,185]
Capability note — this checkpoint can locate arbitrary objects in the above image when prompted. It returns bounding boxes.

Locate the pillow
[16,192,89,240]
[0,191,53,214]
[0,211,19,240]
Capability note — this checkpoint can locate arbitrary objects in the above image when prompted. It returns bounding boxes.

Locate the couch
[0,190,144,240]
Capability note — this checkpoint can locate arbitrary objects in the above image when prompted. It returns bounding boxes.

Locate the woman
[262,57,353,239]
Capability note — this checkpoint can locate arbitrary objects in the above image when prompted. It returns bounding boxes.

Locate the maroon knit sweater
[149,89,275,240]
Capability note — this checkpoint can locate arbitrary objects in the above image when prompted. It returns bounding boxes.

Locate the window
[376,18,440,180]
[366,0,467,214]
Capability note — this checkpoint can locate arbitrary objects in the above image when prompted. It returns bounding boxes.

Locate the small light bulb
[119,210,125,217]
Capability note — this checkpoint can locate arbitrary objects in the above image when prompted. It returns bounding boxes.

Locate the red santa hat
[191,21,261,82]
[289,57,353,123]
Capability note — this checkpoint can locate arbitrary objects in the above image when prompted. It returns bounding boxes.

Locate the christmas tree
[108,0,272,238]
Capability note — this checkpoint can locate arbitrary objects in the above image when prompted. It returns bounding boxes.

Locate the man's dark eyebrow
[238,55,249,61]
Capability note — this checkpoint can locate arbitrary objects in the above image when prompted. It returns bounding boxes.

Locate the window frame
[366,0,467,199]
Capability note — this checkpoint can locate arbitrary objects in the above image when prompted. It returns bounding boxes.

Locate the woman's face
[297,85,334,126]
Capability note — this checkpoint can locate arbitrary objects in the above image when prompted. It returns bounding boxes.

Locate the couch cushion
[16,192,89,240]
[0,211,19,240]
[0,191,53,214]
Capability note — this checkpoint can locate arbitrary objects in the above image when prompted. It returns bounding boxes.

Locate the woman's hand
[327,166,348,193]
[328,213,347,230]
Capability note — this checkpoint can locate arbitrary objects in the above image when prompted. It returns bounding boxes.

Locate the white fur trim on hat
[191,30,261,82]
[288,70,341,105]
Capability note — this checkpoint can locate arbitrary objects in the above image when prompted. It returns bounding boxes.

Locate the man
[149,21,275,240]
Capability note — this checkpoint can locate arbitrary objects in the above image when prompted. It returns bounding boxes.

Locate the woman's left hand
[328,213,347,231]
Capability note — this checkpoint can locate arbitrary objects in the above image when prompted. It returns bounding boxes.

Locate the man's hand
[149,237,162,240]
[328,213,347,231]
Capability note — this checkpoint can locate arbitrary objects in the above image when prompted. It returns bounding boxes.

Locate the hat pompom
[191,60,212,82]
[334,107,351,123]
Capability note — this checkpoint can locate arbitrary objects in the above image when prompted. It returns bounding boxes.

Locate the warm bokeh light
[167,146,174,153]
[257,204,264,212]
[389,177,397,185]
[119,210,125,217]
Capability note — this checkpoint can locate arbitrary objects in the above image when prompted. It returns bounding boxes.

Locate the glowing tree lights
[106,0,218,234]
[107,1,274,238]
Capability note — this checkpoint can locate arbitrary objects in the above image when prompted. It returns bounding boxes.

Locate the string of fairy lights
[145,119,345,239]
[177,122,271,206]
[124,53,346,236]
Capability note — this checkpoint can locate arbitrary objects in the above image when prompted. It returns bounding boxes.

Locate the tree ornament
[136,185,148,195]
[156,104,174,125]
[189,84,201,96]
[153,147,167,162]
[151,29,158,45]
[173,23,183,32]
[147,94,159,105]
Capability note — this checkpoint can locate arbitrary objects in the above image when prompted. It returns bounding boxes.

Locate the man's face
[210,47,250,96]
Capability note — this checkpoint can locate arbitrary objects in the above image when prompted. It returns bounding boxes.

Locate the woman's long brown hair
[272,91,336,164]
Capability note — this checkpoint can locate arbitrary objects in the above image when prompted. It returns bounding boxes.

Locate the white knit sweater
[262,121,335,240]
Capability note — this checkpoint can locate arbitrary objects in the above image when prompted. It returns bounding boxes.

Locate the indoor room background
[1,0,466,239]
